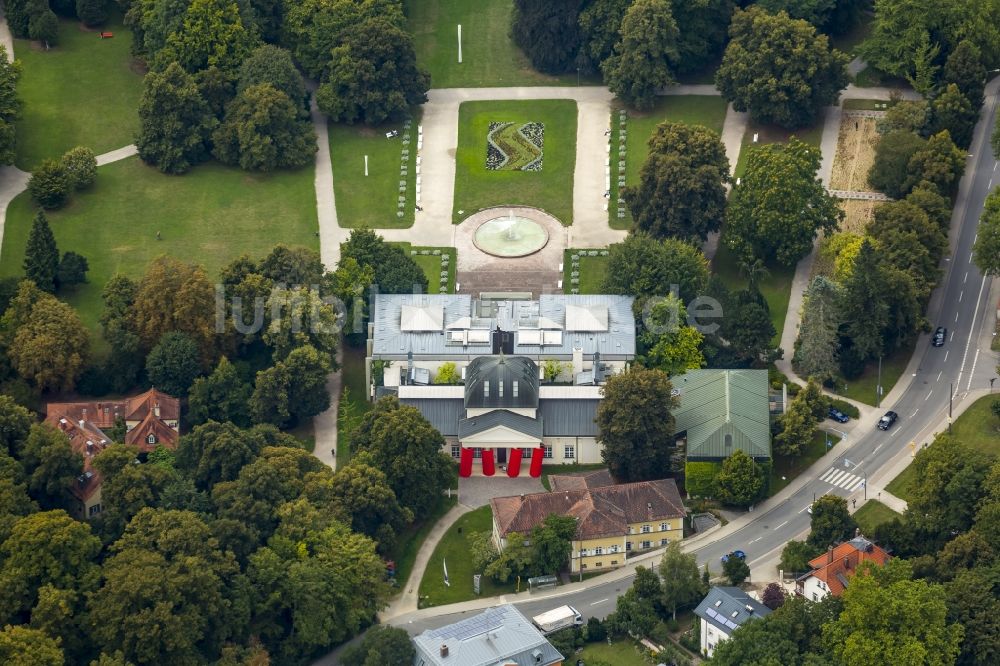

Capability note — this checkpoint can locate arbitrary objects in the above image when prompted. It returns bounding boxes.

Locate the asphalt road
[377,90,1000,643]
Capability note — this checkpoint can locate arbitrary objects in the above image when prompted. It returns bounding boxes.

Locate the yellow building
[490,471,686,573]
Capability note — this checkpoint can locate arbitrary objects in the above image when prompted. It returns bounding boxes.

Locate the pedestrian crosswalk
[819,467,866,491]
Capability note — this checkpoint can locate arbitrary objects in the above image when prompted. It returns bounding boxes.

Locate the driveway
[458,475,545,508]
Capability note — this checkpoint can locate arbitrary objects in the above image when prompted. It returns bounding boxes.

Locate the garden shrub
[684,461,720,497]
[827,397,860,419]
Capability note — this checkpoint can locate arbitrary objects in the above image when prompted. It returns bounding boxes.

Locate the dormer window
[498,381,504,397]
[513,381,519,397]
[147,434,156,444]
[483,381,489,397]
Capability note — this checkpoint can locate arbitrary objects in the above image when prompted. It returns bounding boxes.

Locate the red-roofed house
[45,389,181,520]
[795,533,890,600]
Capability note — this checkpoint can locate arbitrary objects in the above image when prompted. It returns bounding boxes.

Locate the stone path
[828,189,890,201]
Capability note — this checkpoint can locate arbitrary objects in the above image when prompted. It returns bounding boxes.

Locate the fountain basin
[472,214,550,258]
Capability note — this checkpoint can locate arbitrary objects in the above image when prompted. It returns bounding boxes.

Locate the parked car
[828,407,849,423]
[877,411,898,431]
[721,550,746,564]
[932,327,947,347]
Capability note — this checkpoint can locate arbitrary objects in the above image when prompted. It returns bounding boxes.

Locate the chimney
[153,401,161,418]
[82,408,87,420]
[855,527,861,538]
[86,441,94,455]
[827,545,834,564]
[79,420,85,429]
[572,346,583,377]
[440,644,449,658]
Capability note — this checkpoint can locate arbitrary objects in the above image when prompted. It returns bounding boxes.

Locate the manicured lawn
[769,430,840,497]
[843,98,896,111]
[336,344,371,467]
[831,343,912,406]
[610,96,729,230]
[418,505,515,607]
[563,249,609,295]
[14,14,144,170]
[394,243,456,293]
[577,638,655,665]
[390,494,457,594]
[945,394,1000,457]
[0,157,318,350]
[406,0,597,88]
[733,119,824,180]
[329,109,422,228]
[541,462,608,491]
[712,243,795,347]
[453,100,577,224]
[885,464,917,503]
[853,500,901,534]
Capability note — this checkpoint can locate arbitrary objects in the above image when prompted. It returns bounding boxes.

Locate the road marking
[925,390,933,401]
[956,311,960,322]
[970,252,975,263]
[958,276,989,380]
[936,370,942,381]
[944,350,949,363]
[873,444,882,453]
[775,521,788,530]
[590,598,608,606]
[959,290,964,302]
[891,428,901,437]
[964,271,968,283]
[967,348,981,391]
[950,330,955,341]
[910,409,919,417]
[749,537,763,544]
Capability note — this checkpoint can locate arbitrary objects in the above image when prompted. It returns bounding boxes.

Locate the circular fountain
[472,210,550,258]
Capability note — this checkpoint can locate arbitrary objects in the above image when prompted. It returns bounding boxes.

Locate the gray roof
[465,356,538,409]
[413,604,563,666]
[694,586,771,635]
[539,399,599,436]
[459,410,543,440]
[673,369,771,460]
[371,294,636,359]
[400,398,464,436]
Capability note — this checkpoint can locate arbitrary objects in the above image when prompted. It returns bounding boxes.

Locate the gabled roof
[694,586,771,635]
[673,369,771,460]
[413,604,563,666]
[549,468,615,491]
[458,410,543,441]
[465,356,538,409]
[799,535,890,596]
[491,478,685,541]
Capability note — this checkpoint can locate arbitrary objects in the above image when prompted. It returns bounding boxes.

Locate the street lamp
[843,458,867,501]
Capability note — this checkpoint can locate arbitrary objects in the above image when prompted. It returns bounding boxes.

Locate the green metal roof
[673,369,771,460]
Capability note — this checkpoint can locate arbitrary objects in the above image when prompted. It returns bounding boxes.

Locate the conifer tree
[23,211,58,293]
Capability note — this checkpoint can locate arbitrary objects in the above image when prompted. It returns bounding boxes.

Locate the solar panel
[705,608,718,619]
[725,620,739,630]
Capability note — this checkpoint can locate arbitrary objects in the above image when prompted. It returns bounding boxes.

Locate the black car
[932,327,947,347]
[828,407,850,423]
[877,411,898,431]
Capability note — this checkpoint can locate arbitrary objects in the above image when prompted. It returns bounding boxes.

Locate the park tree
[723,555,751,585]
[623,122,729,241]
[175,421,299,491]
[714,450,765,506]
[340,626,415,666]
[251,344,333,428]
[715,7,849,129]
[187,356,253,427]
[943,40,987,107]
[597,366,677,482]
[601,0,679,110]
[0,625,63,665]
[658,541,706,620]
[906,130,966,198]
[0,46,21,166]
[237,44,308,113]
[511,0,583,74]
[57,251,89,290]
[793,276,840,382]
[0,395,32,456]
[823,559,963,666]
[930,83,977,149]
[145,331,202,396]
[807,494,856,549]
[756,0,837,27]
[640,295,705,375]
[258,244,326,286]
[27,159,69,210]
[214,84,317,171]
[60,146,97,190]
[77,0,109,26]
[780,539,821,574]
[601,233,710,305]
[9,293,89,392]
[23,212,58,293]
[974,189,1000,275]
[868,130,926,198]
[332,256,374,345]
[194,65,235,118]
[28,5,59,46]
[327,462,412,552]
[726,139,841,266]
[762,582,786,610]
[531,514,578,574]
[317,17,430,125]
[350,396,452,516]
[99,274,144,393]
[945,567,1000,666]
[775,382,820,457]
[907,435,992,540]
[92,444,177,538]
[609,587,658,637]
[18,423,83,510]
[868,200,945,300]
[131,255,216,360]
[838,239,889,362]
[136,62,216,174]
[671,0,733,75]
[906,182,951,230]
[155,0,259,73]
[876,100,930,135]
[577,0,630,70]
[339,228,428,294]
[263,286,339,360]
[709,284,779,366]
[711,595,842,664]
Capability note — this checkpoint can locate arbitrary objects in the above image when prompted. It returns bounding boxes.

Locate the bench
[100,32,114,39]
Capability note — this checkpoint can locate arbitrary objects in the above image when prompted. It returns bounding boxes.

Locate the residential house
[694,586,772,658]
[44,388,181,520]
[369,294,636,476]
[412,604,563,666]
[795,533,890,600]
[490,477,686,573]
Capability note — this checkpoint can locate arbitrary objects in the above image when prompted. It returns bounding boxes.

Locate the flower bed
[486,121,544,171]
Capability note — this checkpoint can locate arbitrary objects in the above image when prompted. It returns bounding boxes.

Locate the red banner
[529,446,544,477]
[482,448,495,476]
[459,447,473,477]
[507,448,522,477]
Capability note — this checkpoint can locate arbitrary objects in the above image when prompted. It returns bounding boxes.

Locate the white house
[693,586,772,658]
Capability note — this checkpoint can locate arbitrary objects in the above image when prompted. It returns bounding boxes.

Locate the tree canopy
[601,0,678,110]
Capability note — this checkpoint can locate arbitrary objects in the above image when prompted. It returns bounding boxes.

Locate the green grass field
[610,96,729,230]
[853,500,901,534]
[733,119,824,180]
[770,430,840,496]
[393,243,457,293]
[0,158,317,349]
[329,110,422,229]
[336,345,371,467]
[577,638,656,665]
[418,505,515,607]
[563,250,608,295]
[885,464,917,503]
[13,14,144,170]
[453,100,577,224]
[390,494,457,594]
[712,243,795,347]
[831,343,912,406]
[406,0,596,88]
